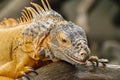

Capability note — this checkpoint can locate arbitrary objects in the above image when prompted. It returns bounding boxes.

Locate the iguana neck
[12,20,52,61]
[18,15,64,61]
[19,34,54,61]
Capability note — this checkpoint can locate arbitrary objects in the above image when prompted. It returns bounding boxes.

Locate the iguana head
[21,0,90,64]
[46,21,90,65]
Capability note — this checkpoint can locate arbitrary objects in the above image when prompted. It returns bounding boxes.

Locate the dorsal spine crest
[17,0,51,24]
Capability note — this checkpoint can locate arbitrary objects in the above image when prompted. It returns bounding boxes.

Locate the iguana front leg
[16,66,38,80]
[0,54,38,79]
[14,55,38,80]
[0,61,16,78]
[0,61,24,79]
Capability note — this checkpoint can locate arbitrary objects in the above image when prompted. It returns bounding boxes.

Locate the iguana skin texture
[0,0,90,80]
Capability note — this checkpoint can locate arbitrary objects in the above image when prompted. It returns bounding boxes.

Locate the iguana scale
[0,0,108,80]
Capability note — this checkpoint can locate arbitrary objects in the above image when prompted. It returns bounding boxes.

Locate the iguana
[0,0,108,80]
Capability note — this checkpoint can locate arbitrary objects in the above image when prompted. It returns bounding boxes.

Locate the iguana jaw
[63,53,87,64]
[47,41,89,64]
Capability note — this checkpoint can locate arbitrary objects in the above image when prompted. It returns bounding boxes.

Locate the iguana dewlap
[0,0,106,80]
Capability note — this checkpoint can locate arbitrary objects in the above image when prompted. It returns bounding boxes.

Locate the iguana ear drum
[40,48,45,57]
[51,38,59,47]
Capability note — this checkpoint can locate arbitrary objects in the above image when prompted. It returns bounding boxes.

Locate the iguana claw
[21,72,30,80]
[25,66,38,75]
[88,56,109,68]
[16,66,37,80]
[98,59,109,66]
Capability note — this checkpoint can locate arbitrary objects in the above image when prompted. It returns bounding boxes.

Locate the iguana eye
[62,38,67,43]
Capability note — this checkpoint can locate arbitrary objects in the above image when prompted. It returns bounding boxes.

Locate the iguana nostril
[79,52,86,58]
[81,53,84,56]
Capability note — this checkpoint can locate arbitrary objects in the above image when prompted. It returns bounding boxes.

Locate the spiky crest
[45,0,51,9]
[0,0,52,26]
[19,17,23,23]
[41,0,48,10]
[21,12,28,21]
[30,2,44,14]
[22,10,30,21]
[17,0,51,24]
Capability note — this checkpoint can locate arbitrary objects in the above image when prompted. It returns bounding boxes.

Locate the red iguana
[0,0,108,80]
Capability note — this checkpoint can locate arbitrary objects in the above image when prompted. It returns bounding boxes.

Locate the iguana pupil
[62,38,67,43]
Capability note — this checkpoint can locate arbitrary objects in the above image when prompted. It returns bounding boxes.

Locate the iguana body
[0,24,37,79]
[0,0,107,80]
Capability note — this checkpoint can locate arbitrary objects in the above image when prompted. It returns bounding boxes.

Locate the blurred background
[0,0,120,64]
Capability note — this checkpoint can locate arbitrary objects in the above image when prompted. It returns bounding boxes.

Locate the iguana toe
[21,72,30,80]
[88,56,109,68]
[25,66,38,75]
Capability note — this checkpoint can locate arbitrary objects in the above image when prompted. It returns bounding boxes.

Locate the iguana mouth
[64,54,86,64]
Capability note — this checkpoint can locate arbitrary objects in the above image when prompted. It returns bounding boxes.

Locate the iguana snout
[62,39,90,65]
[73,40,90,64]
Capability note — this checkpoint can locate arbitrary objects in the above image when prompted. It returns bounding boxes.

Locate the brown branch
[30,61,120,80]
